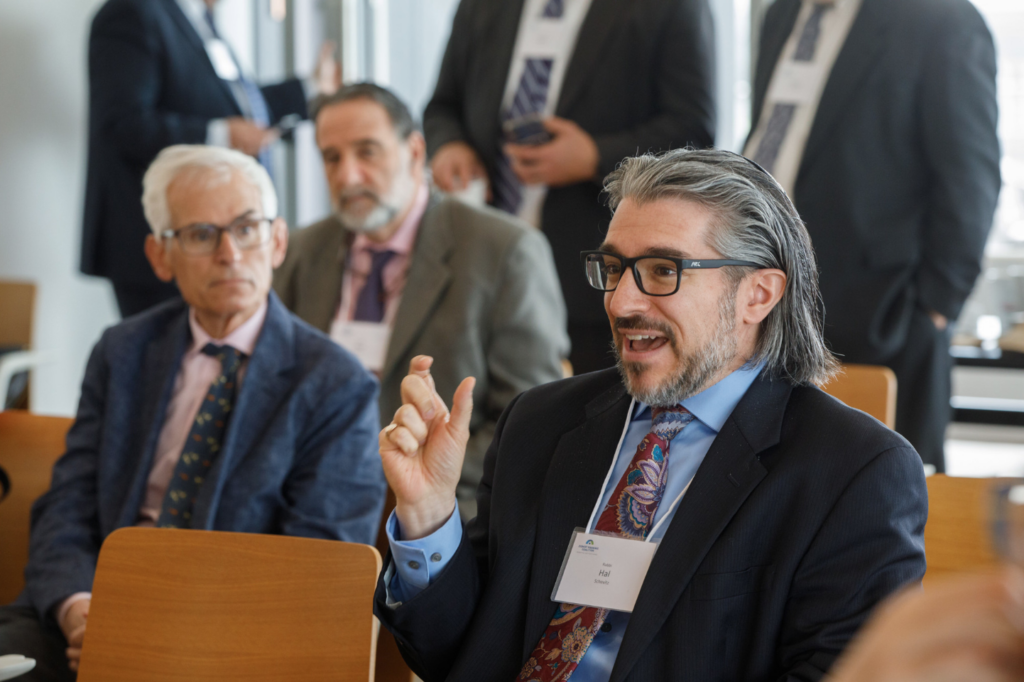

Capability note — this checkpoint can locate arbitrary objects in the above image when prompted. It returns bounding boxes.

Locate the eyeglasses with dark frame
[160,216,274,256]
[580,250,762,297]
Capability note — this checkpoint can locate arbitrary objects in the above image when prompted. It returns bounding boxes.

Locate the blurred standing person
[81,0,340,318]
[425,0,716,374]
[746,0,1000,471]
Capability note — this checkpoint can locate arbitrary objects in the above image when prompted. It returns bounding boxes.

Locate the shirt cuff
[206,118,230,148]
[385,504,463,603]
[55,592,91,627]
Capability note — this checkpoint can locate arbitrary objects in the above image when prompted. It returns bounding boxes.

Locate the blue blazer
[21,293,386,619]
[80,0,308,285]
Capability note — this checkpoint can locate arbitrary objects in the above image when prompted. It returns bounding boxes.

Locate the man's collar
[633,362,765,433]
[188,298,268,355]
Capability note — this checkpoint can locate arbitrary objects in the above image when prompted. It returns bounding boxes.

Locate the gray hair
[142,145,278,236]
[603,148,839,386]
[311,82,418,139]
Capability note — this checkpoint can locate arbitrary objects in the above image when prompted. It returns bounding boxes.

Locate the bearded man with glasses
[0,145,386,682]
[373,148,927,682]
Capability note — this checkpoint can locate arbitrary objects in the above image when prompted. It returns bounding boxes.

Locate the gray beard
[332,171,416,234]
[335,201,398,233]
[614,293,738,407]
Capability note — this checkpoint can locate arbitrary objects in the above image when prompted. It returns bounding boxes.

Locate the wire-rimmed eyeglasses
[581,250,762,296]
[160,216,273,256]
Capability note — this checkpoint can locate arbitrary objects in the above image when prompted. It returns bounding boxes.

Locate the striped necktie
[517,405,695,682]
[750,2,832,173]
[493,0,566,215]
[156,344,245,529]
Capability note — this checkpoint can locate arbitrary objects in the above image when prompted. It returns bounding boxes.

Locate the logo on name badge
[586,540,595,545]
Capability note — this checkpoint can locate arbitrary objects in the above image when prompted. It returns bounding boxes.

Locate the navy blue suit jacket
[21,293,386,620]
[81,0,308,285]
[376,369,928,681]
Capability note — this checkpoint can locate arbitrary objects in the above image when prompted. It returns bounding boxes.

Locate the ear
[739,268,786,326]
[270,217,289,269]
[144,234,175,283]
[407,130,427,172]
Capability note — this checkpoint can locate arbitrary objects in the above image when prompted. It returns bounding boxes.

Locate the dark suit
[375,369,928,681]
[424,0,716,372]
[81,0,308,315]
[751,0,1000,469]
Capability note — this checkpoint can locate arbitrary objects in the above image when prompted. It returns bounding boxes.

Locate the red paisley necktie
[517,405,694,682]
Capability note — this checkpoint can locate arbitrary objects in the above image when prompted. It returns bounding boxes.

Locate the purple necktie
[353,250,397,323]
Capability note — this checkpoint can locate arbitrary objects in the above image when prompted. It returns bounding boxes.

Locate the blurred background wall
[0,0,117,416]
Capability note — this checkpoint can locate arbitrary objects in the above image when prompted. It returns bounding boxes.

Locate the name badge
[766,61,826,105]
[551,528,659,613]
[331,321,391,373]
[205,39,240,82]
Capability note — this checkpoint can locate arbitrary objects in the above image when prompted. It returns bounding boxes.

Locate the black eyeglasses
[160,216,273,256]
[581,250,761,296]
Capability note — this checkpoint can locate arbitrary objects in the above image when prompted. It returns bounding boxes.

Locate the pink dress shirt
[333,184,430,328]
[56,301,268,623]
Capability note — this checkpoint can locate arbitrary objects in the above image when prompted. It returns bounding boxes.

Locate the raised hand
[430,141,489,195]
[380,355,475,540]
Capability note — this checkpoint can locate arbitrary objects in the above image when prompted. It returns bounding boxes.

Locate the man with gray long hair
[0,145,385,681]
[373,148,927,682]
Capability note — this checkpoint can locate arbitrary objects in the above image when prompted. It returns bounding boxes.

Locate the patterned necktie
[751,2,832,173]
[353,249,397,323]
[156,344,245,529]
[204,9,274,173]
[518,405,694,682]
[493,0,565,215]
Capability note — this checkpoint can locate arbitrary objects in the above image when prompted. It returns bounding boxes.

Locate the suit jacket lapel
[299,218,349,333]
[521,382,632,659]
[381,199,453,382]
[159,0,241,115]
[117,306,191,527]
[192,293,296,527]
[798,0,887,178]
[609,374,792,682]
[478,0,527,162]
[556,0,629,116]
[750,0,802,133]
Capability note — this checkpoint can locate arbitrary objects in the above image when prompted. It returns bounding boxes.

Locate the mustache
[336,187,382,204]
[613,315,675,340]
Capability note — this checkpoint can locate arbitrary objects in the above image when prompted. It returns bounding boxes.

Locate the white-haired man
[0,145,386,681]
[374,149,927,681]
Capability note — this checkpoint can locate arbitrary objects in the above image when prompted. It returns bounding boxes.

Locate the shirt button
[601,622,612,633]
[408,561,420,570]
[430,553,442,563]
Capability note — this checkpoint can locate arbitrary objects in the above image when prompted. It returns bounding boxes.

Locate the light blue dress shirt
[386,364,763,682]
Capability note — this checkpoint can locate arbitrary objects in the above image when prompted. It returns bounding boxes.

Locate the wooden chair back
[0,280,35,349]
[822,363,897,428]
[78,528,382,682]
[0,411,72,604]
[924,475,1000,586]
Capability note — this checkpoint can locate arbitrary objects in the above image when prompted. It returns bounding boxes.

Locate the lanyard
[583,397,696,544]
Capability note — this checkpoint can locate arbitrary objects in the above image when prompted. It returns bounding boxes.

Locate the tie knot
[542,0,564,18]
[201,343,245,372]
[651,405,694,442]
[368,249,397,272]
